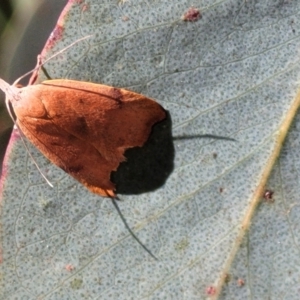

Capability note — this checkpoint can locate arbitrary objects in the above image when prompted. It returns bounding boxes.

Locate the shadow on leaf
[112,111,174,195]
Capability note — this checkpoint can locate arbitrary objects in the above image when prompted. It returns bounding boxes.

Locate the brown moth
[0,78,166,197]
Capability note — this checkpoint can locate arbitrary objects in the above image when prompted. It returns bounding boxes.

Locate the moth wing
[40,80,166,162]
[15,100,116,197]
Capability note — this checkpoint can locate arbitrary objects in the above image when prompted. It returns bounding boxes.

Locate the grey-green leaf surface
[1,0,300,299]
[221,110,300,300]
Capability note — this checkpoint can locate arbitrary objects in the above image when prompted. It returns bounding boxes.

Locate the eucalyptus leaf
[1,0,300,299]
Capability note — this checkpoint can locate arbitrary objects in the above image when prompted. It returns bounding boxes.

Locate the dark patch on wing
[68,165,84,173]
[71,116,89,136]
[110,88,123,103]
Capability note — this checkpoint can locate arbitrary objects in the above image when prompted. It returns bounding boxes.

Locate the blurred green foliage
[0,0,13,175]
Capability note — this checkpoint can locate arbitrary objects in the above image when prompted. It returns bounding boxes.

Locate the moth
[1,78,165,197]
[0,37,166,259]
[0,38,165,198]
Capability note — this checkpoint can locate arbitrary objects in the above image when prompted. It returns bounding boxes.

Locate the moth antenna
[4,97,15,123]
[13,34,93,86]
[18,129,54,188]
[111,197,158,261]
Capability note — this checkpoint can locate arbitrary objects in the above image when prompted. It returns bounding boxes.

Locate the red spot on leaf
[237,278,245,286]
[182,7,202,22]
[65,264,75,271]
[206,286,216,296]
[263,189,274,203]
[82,4,89,11]
[47,25,64,48]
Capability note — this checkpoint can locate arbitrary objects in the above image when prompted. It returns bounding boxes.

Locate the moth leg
[110,197,158,261]
[28,55,52,85]
[41,65,52,80]
[28,55,43,85]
